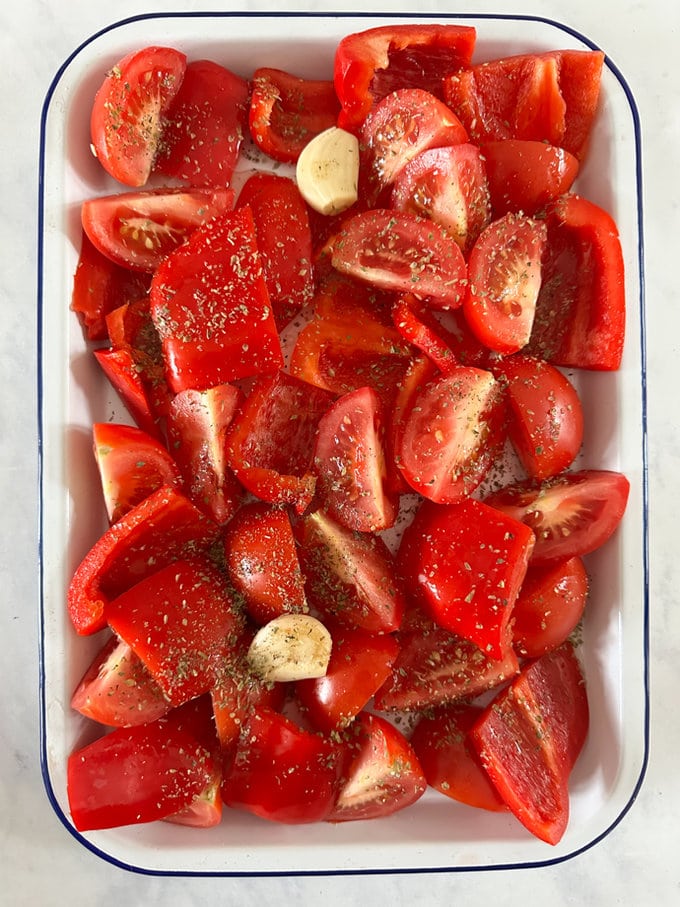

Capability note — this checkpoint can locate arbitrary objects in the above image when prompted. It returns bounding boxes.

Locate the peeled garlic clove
[295,126,359,216]
[246,614,332,682]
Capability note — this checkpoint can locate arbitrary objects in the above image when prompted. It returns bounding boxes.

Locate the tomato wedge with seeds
[331,208,467,310]
[81,187,234,272]
[329,712,427,822]
[313,385,397,533]
[92,421,183,523]
[464,213,548,355]
[512,556,589,658]
[485,469,630,565]
[360,88,468,205]
[295,509,406,635]
[410,704,508,812]
[492,354,584,480]
[154,59,249,187]
[90,46,186,187]
[249,67,340,163]
[70,634,171,728]
[394,365,506,504]
[391,143,491,252]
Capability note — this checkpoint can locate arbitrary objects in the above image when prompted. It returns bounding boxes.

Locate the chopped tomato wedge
[391,143,491,252]
[90,46,187,187]
[224,370,334,514]
[391,295,459,373]
[469,641,589,844]
[81,187,234,272]
[334,23,476,132]
[71,232,151,341]
[248,67,340,163]
[154,59,249,186]
[329,712,427,821]
[93,347,165,441]
[360,88,468,204]
[236,173,314,330]
[166,383,243,524]
[397,497,535,659]
[463,213,548,354]
[313,385,398,532]
[331,209,467,310]
[150,207,283,393]
[527,193,626,370]
[67,714,217,831]
[106,556,244,706]
[410,705,508,812]
[223,502,308,626]
[394,365,506,503]
[70,634,171,727]
[222,707,343,824]
[295,509,406,634]
[67,485,219,635]
[296,626,399,732]
[480,140,579,216]
[92,421,183,523]
[485,469,630,564]
[512,556,589,658]
[492,354,584,480]
[373,607,519,712]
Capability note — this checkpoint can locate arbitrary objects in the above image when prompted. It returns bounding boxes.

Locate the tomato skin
[391,143,491,252]
[527,194,626,371]
[513,557,589,658]
[394,365,506,504]
[70,634,171,727]
[493,355,584,480]
[331,208,467,310]
[224,370,334,514]
[248,68,340,163]
[67,718,217,831]
[295,509,406,635]
[313,385,398,533]
[296,626,399,732]
[469,641,589,844]
[90,46,187,187]
[463,213,548,355]
[222,707,343,824]
[360,88,468,204]
[71,232,151,341]
[334,24,476,133]
[410,705,508,812]
[329,712,427,822]
[67,485,219,636]
[154,59,249,186]
[150,207,283,393]
[236,173,314,330]
[92,422,183,523]
[81,187,235,272]
[485,469,630,565]
[167,384,243,525]
[480,140,579,216]
[397,497,535,660]
[106,556,244,707]
[223,503,308,626]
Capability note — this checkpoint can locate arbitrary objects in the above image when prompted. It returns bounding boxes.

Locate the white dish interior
[39,12,647,874]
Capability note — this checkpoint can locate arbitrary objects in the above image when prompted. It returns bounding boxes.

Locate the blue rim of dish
[37,9,649,877]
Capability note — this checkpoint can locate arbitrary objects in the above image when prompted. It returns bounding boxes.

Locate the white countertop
[2,0,678,903]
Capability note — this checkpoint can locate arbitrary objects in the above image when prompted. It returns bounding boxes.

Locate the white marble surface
[1,0,678,903]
